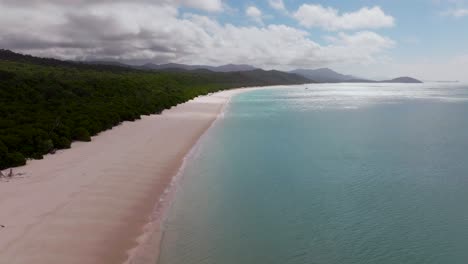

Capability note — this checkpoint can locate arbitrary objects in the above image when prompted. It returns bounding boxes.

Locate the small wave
[124,89,238,264]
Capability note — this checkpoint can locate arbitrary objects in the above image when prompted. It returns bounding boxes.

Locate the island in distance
[290,68,423,83]
[87,60,423,84]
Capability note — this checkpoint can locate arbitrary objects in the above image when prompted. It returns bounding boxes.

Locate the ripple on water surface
[158,83,468,264]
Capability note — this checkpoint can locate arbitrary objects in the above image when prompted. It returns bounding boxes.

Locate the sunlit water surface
[158,83,468,264]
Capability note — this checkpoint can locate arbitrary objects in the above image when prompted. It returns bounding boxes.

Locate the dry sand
[0,88,246,264]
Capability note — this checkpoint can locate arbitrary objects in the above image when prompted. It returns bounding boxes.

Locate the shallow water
[158,83,468,264]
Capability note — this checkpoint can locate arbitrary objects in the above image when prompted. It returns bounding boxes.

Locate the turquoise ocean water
[158,83,468,264]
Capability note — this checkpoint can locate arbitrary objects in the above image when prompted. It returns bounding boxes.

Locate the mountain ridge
[136,62,258,72]
[81,61,422,83]
[291,68,422,83]
[290,68,357,83]
[1,49,421,83]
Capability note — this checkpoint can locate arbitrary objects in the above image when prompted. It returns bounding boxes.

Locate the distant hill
[0,49,137,73]
[0,50,309,87]
[81,60,423,84]
[214,64,258,72]
[138,63,258,72]
[85,60,133,68]
[139,63,195,71]
[232,69,312,85]
[291,67,422,83]
[381,77,423,83]
[80,60,258,73]
[24,51,420,84]
[291,68,357,83]
[345,77,423,83]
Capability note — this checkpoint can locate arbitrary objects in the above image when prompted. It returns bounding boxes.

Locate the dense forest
[0,50,310,169]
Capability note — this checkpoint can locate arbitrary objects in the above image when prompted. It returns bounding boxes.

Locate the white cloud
[0,1,395,70]
[320,31,395,66]
[0,0,224,12]
[176,0,223,12]
[268,0,286,11]
[443,8,468,17]
[246,6,262,17]
[293,4,394,31]
[246,6,263,24]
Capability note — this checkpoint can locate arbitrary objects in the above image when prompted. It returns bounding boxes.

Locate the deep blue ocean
[158,83,468,264]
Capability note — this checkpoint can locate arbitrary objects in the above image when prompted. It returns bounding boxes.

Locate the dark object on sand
[1,169,14,178]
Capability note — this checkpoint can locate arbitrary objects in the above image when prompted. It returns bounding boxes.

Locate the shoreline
[0,87,251,264]
[125,88,241,264]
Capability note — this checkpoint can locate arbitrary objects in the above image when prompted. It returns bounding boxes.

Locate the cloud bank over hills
[0,0,466,81]
[0,0,394,70]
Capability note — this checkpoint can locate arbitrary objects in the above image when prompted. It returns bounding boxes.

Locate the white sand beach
[0,88,245,264]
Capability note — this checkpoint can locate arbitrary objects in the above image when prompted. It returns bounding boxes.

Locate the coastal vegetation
[0,50,309,169]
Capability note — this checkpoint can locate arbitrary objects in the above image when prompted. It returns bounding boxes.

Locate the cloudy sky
[1,0,467,81]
